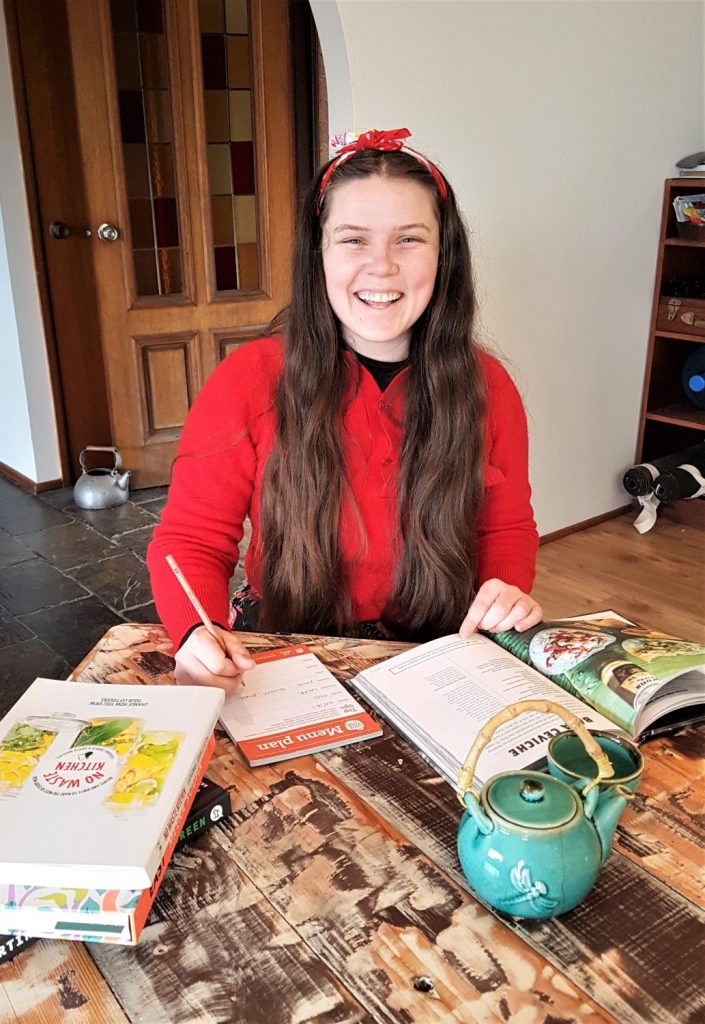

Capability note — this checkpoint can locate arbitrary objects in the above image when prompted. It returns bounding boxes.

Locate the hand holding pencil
[166,555,255,692]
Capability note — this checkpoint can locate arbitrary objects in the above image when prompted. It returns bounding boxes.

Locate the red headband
[316,128,448,213]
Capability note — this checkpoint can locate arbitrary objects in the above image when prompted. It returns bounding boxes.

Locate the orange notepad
[219,645,382,765]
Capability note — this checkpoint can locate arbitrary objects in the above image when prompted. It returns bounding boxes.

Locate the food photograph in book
[493,613,705,734]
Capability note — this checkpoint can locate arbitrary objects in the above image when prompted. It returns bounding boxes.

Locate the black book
[177,777,232,847]
[0,932,37,966]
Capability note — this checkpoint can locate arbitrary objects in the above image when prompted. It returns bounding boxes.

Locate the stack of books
[0,678,226,946]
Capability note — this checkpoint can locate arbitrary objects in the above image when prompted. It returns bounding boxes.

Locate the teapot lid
[486,770,578,829]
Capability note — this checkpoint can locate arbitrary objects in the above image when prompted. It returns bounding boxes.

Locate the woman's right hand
[174,625,256,692]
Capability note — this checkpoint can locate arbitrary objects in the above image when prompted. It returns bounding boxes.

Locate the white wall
[0,203,35,476]
[314,0,705,534]
[0,10,61,484]
[1,1,703,516]
[309,1,353,144]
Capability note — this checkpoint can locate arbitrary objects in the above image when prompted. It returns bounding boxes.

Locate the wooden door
[14,0,297,488]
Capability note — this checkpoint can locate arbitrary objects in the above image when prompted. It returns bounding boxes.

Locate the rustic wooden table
[1,623,703,1024]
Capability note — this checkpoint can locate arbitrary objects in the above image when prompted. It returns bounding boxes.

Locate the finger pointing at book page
[460,579,542,637]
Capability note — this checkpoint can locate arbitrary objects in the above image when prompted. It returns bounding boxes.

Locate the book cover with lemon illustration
[0,679,223,892]
[0,735,214,945]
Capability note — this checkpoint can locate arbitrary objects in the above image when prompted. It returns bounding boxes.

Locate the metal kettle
[73,446,131,510]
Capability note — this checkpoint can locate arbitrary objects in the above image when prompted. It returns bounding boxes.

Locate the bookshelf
[636,179,705,526]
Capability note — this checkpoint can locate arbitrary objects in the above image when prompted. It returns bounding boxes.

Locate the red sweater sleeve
[476,354,539,593]
[147,344,269,648]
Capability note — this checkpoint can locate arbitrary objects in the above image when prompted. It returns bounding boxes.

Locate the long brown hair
[258,149,486,639]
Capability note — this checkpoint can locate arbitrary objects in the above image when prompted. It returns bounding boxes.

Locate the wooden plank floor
[533,513,704,643]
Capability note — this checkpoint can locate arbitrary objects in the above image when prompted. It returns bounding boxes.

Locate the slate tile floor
[0,477,247,717]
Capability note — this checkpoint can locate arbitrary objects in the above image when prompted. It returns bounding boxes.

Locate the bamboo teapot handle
[456,699,614,807]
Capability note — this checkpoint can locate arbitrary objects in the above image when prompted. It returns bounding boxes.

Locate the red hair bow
[317,128,447,212]
[330,128,412,155]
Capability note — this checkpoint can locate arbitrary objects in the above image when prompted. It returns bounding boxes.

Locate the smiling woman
[321,177,440,361]
[146,130,542,689]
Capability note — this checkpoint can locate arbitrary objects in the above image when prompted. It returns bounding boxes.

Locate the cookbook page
[220,645,381,763]
[352,634,616,785]
[492,612,705,735]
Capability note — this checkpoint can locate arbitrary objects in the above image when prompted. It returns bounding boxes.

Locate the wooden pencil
[165,554,228,653]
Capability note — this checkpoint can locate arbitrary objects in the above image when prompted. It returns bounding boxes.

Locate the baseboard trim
[0,461,63,495]
[540,505,632,545]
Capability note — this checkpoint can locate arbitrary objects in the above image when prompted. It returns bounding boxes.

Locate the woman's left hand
[459,579,542,637]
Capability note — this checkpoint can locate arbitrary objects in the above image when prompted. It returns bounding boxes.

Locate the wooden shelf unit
[636,179,705,526]
[664,238,705,248]
[645,403,705,429]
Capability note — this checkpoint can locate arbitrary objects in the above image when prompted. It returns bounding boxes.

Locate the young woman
[147,129,541,690]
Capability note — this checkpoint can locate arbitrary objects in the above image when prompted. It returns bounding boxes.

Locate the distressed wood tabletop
[1,623,703,1024]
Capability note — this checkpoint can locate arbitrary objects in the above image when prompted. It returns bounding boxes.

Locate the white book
[0,734,214,945]
[0,679,224,891]
[349,633,621,791]
[348,610,705,786]
[349,613,705,792]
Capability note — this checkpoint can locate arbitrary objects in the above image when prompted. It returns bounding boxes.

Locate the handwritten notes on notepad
[219,645,382,765]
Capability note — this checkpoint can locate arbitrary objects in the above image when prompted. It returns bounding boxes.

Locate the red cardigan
[147,337,538,647]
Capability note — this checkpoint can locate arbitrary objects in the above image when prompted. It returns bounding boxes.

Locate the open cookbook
[349,612,705,791]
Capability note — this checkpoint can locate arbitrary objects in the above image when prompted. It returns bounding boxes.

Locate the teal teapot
[456,700,639,920]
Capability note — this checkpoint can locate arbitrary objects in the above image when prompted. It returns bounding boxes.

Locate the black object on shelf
[625,440,705,533]
[682,349,705,410]
[623,442,705,496]
[662,277,705,300]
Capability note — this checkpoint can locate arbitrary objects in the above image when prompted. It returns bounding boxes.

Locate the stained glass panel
[199,0,259,292]
[111,0,184,297]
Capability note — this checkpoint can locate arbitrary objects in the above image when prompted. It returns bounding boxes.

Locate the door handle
[48,221,93,239]
[97,222,120,242]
